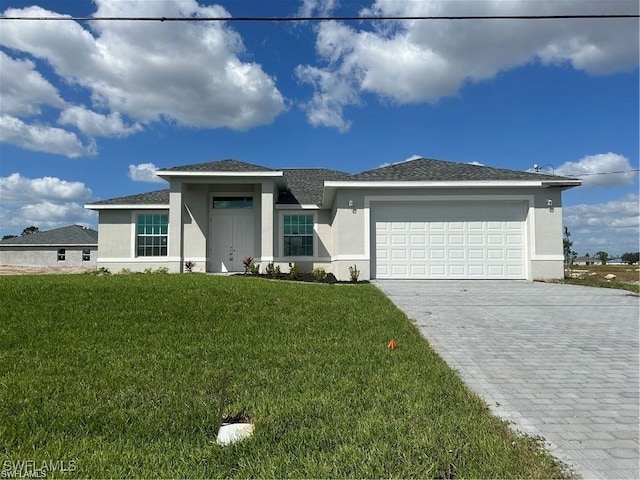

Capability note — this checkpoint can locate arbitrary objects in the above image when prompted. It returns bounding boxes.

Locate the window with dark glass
[82,248,91,262]
[57,248,66,261]
[212,197,253,209]
[137,214,168,257]
[283,214,313,256]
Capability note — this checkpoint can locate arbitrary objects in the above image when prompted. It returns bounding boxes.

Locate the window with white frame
[57,248,66,261]
[283,214,314,256]
[136,214,168,257]
[82,248,91,262]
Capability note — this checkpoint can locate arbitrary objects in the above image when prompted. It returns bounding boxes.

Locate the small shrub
[250,263,260,276]
[289,262,300,280]
[265,262,275,277]
[118,268,133,275]
[349,264,360,283]
[242,257,254,275]
[273,265,281,279]
[184,260,196,273]
[313,267,327,282]
[153,267,169,274]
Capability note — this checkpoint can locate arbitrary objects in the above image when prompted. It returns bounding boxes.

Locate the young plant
[349,264,360,283]
[242,256,254,275]
[250,263,260,276]
[289,262,300,280]
[184,260,196,273]
[313,267,327,282]
[273,265,281,279]
[265,262,275,277]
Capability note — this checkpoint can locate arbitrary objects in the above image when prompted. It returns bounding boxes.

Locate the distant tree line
[1,226,39,241]
[563,227,638,266]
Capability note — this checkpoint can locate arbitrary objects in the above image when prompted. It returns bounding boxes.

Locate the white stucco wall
[0,246,97,267]
[329,186,567,281]
[91,183,568,280]
[96,208,175,273]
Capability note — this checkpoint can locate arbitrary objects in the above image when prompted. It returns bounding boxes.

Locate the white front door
[210,210,254,272]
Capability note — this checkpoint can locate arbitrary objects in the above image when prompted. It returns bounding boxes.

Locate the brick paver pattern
[375,280,639,480]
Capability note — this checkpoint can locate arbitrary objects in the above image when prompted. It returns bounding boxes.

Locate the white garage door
[373,202,526,279]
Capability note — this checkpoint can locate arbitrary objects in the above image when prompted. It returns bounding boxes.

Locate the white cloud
[0,1,285,131]
[297,0,339,17]
[58,106,143,138]
[128,163,167,184]
[0,51,65,116]
[0,174,96,235]
[555,153,638,188]
[297,0,639,129]
[0,173,93,205]
[18,201,96,229]
[0,115,96,158]
[564,193,640,255]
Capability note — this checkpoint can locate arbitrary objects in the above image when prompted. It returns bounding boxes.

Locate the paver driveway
[374,280,639,480]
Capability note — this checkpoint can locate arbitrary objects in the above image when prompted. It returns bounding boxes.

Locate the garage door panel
[468,249,485,260]
[430,249,446,260]
[449,265,466,276]
[449,249,465,260]
[373,201,526,279]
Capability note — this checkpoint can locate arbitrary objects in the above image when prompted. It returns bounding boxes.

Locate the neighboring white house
[574,256,602,266]
[85,157,581,280]
[0,225,98,267]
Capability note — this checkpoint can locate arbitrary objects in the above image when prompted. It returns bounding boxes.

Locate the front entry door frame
[209,196,255,273]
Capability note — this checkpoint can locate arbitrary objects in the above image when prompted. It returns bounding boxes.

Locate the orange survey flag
[387,338,397,350]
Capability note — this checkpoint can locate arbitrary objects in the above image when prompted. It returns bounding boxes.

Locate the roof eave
[156,170,284,179]
[85,203,169,210]
[324,180,574,188]
[0,243,98,247]
[541,180,582,189]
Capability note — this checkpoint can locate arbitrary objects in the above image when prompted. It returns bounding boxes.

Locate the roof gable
[0,225,98,245]
[352,158,571,182]
[158,159,276,173]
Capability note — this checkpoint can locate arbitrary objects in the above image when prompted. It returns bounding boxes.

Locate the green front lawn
[0,275,569,478]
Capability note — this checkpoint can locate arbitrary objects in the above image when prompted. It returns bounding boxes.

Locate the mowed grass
[0,275,569,478]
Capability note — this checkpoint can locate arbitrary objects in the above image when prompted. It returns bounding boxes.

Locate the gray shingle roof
[0,225,98,245]
[280,168,352,205]
[88,189,169,206]
[352,157,572,182]
[85,158,578,209]
[159,159,276,173]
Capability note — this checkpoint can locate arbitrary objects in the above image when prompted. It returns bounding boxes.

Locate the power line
[1,14,638,22]
[575,169,640,176]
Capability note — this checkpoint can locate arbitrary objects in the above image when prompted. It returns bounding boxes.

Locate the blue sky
[1,0,638,256]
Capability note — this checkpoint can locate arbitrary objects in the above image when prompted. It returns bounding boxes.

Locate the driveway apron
[374,280,639,480]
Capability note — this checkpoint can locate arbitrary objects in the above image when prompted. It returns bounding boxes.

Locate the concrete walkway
[374,280,639,480]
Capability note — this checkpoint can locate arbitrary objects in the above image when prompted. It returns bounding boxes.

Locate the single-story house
[573,256,602,266]
[85,157,581,280]
[0,225,98,267]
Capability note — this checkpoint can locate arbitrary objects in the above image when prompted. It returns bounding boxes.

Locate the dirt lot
[567,264,640,283]
[0,265,95,275]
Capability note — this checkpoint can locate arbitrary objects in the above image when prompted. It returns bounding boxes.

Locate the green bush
[312,267,327,282]
[289,262,300,280]
[349,264,360,283]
